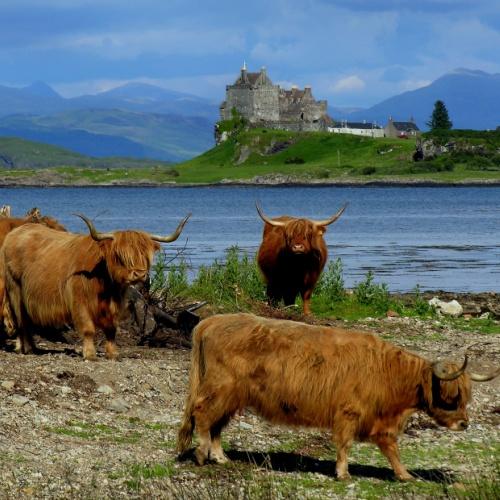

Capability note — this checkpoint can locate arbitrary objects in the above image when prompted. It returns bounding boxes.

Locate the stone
[238,421,253,430]
[107,398,130,413]
[428,297,463,317]
[1,380,15,391]
[97,384,114,395]
[11,395,30,406]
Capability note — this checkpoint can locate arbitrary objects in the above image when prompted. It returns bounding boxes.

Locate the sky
[1,0,499,108]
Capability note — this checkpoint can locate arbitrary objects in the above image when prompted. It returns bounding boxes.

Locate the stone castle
[220,64,332,132]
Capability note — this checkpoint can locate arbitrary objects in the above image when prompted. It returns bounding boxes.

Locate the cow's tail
[176,321,206,454]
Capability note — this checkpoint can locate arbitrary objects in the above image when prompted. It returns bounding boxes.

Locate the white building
[328,120,384,138]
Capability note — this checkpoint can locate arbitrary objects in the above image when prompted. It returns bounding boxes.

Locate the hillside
[1,131,499,186]
[176,128,500,184]
[0,136,172,169]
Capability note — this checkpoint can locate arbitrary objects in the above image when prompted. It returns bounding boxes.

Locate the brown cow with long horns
[256,202,346,315]
[1,213,190,360]
[177,313,499,480]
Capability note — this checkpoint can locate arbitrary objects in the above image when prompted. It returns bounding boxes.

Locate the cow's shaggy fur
[257,216,333,315]
[177,313,472,480]
[1,224,160,360]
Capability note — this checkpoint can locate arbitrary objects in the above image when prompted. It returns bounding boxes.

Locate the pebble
[97,384,114,395]
[1,380,15,391]
[107,397,130,413]
[238,421,253,430]
[12,395,30,406]
[60,386,72,396]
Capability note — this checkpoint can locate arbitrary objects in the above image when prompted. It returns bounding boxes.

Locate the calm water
[1,186,499,292]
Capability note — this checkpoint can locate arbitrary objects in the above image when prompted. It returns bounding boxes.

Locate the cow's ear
[153,241,161,252]
[317,225,326,235]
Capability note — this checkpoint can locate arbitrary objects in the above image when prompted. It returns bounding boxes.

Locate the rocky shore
[0,294,498,498]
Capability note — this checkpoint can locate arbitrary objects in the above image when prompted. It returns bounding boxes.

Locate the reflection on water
[2,185,499,292]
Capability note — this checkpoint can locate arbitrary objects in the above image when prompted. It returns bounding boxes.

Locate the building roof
[391,121,420,131]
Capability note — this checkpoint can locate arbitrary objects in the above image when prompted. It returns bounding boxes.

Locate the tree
[427,100,453,130]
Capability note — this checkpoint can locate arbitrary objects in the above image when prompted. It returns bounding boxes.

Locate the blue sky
[1,0,499,107]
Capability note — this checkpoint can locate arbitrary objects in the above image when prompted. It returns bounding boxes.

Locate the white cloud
[331,75,366,93]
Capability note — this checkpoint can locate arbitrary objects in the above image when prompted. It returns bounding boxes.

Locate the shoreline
[1,178,500,188]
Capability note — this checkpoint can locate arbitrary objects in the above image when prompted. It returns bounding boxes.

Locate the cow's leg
[5,282,36,354]
[266,283,282,307]
[103,326,118,360]
[193,381,238,465]
[301,288,313,315]
[209,414,232,464]
[375,435,413,481]
[332,414,359,480]
[73,309,97,361]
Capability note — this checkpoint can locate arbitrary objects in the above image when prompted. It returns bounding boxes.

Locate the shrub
[284,156,305,164]
[191,246,266,308]
[361,166,376,175]
[316,258,345,303]
[353,271,390,312]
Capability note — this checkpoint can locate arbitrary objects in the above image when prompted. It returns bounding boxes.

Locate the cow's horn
[432,355,468,381]
[469,367,500,382]
[74,213,114,241]
[312,203,348,227]
[255,202,286,227]
[149,213,191,243]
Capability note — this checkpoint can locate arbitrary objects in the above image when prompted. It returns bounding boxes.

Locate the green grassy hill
[1,130,499,185]
[0,136,171,169]
[175,128,500,183]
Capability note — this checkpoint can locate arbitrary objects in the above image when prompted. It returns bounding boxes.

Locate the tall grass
[151,248,409,319]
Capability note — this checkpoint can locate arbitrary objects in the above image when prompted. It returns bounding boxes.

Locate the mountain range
[0,68,498,163]
[330,69,500,130]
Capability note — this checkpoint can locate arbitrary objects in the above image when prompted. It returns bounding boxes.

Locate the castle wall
[252,86,279,122]
[221,87,254,121]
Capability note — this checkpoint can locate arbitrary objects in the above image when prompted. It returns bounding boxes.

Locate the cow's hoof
[210,452,228,464]
[194,448,208,466]
[396,473,414,482]
[336,472,351,481]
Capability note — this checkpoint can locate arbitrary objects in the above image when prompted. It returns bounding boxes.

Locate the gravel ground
[0,311,498,499]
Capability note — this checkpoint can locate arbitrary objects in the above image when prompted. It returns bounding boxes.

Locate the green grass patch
[47,420,142,444]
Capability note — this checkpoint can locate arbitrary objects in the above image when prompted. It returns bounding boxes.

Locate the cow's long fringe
[176,322,205,453]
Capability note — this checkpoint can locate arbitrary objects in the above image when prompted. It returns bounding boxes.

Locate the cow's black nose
[458,420,468,430]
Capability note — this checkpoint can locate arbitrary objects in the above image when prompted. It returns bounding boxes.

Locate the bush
[150,251,189,299]
[316,258,345,303]
[353,271,390,312]
[361,166,376,175]
[284,156,305,164]
[191,247,266,308]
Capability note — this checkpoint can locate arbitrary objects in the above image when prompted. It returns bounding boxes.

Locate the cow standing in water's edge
[256,202,347,315]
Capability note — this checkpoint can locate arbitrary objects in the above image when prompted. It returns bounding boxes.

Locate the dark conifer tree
[427,100,453,130]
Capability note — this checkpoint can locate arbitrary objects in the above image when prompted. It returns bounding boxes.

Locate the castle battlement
[220,66,331,132]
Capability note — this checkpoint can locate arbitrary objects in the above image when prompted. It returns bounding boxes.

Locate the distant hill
[332,69,500,130]
[0,136,172,169]
[0,81,218,161]
[0,109,214,162]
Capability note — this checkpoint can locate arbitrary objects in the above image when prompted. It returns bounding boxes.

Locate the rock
[1,380,15,391]
[60,386,72,396]
[238,421,253,430]
[11,395,30,406]
[97,384,114,395]
[107,398,130,413]
[479,312,490,319]
[428,297,463,317]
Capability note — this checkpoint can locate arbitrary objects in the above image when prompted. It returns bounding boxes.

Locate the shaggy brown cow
[0,210,66,337]
[256,203,346,315]
[2,213,190,360]
[177,313,499,480]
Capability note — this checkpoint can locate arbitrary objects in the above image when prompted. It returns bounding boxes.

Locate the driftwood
[125,286,205,349]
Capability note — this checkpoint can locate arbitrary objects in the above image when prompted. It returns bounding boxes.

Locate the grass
[2,129,499,184]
